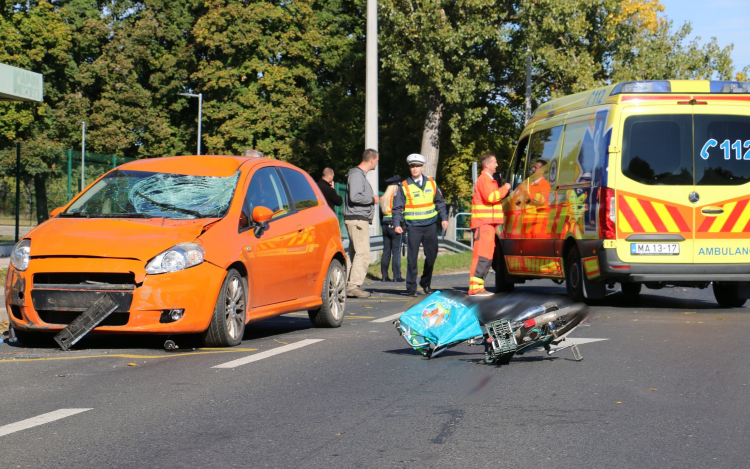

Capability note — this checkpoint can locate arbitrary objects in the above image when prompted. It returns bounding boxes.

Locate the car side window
[244,167,291,221]
[278,167,319,211]
[506,135,530,190]
[527,126,563,188]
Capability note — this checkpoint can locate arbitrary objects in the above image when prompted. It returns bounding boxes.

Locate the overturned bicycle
[394,291,589,365]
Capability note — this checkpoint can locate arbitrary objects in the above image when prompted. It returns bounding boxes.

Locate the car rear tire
[202,269,247,347]
[308,259,346,328]
[621,283,642,296]
[565,247,584,301]
[713,283,747,308]
[493,243,515,293]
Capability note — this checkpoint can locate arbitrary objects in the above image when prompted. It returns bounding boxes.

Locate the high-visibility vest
[382,193,396,222]
[471,172,505,229]
[402,177,438,224]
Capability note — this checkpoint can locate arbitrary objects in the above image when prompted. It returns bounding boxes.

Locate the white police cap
[406,153,426,166]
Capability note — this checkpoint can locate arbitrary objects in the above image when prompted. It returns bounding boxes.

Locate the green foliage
[0,0,745,211]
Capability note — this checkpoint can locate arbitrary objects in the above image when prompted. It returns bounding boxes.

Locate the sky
[660,0,750,73]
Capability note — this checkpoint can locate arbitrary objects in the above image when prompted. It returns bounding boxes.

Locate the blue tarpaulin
[398,291,484,355]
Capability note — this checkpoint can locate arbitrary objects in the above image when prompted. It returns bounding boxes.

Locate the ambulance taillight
[599,187,616,239]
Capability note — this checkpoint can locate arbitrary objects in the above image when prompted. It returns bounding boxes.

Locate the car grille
[31,272,135,327]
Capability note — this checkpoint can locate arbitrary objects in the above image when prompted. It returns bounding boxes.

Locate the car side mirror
[50,207,64,218]
[251,206,273,238]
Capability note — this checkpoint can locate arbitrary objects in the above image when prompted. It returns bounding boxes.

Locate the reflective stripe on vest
[402,178,437,222]
[382,193,396,221]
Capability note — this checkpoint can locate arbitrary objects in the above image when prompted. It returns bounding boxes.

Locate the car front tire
[203,268,247,347]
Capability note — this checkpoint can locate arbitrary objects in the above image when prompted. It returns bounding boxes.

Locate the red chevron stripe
[640,200,668,232]
[721,199,749,232]
[698,214,716,232]
[665,204,690,232]
[618,195,644,232]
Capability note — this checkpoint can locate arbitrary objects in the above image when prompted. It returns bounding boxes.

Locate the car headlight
[145,243,204,275]
[10,239,31,271]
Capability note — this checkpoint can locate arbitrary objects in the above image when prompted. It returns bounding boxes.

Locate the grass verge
[0,236,16,243]
[367,250,472,280]
[0,267,6,285]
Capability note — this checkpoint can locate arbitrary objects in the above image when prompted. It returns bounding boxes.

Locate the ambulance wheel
[493,245,515,293]
[308,259,346,327]
[713,283,747,308]
[565,248,585,301]
[621,283,642,296]
[203,268,247,347]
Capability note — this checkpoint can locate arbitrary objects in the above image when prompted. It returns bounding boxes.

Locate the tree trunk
[420,93,443,179]
[34,175,49,224]
[445,196,459,241]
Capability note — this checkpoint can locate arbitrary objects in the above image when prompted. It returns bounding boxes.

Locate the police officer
[393,154,449,297]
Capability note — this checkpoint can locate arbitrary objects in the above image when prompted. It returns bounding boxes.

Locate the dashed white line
[0,409,92,438]
[213,339,325,369]
[371,313,403,323]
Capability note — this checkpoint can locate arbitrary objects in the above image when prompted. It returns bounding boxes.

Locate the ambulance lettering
[698,247,750,256]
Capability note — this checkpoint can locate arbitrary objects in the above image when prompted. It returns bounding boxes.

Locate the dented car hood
[27,218,216,261]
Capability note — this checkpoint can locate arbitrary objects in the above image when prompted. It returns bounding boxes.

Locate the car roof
[119,155,262,177]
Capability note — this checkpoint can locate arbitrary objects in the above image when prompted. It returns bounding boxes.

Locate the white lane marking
[371,312,403,323]
[550,338,608,350]
[213,339,324,369]
[0,409,92,438]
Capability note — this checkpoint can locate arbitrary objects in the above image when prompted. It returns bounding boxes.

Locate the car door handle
[701,207,724,216]
[296,224,304,234]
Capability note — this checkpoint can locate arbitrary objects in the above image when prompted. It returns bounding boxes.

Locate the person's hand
[395,226,403,234]
[441,220,448,231]
[373,195,380,204]
[329,180,334,188]
[503,182,511,191]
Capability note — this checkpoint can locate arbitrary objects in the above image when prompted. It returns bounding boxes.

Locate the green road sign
[0,62,43,102]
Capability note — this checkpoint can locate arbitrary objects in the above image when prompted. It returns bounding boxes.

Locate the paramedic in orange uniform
[527,159,552,238]
[469,153,511,296]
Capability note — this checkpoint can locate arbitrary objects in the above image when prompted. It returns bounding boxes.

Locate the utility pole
[80,121,86,190]
[525,49,532,124]
[365,0,380,237]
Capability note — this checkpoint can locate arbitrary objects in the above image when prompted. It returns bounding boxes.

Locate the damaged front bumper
[5,257,226,334]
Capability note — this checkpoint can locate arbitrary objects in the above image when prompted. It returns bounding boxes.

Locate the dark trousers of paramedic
[406,223,438,293]
[381,224,402,280]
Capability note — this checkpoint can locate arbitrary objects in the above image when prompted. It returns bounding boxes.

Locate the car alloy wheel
[224,275,246,341]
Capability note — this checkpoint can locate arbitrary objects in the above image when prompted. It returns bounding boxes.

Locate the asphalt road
[1,273,749,469]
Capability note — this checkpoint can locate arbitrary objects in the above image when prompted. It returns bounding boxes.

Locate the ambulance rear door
[615,105,695,264]
[692,104,750,264]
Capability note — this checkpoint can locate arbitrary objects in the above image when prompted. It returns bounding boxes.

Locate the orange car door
[240,166,300,307]
[278,167,324,297]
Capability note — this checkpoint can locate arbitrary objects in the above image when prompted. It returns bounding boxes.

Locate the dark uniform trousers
[406,224,439,292]
[381,224,402,279]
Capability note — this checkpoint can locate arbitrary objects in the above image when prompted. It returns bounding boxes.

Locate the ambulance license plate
[630,243,679,255]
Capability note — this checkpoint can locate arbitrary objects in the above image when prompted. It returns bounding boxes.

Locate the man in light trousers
[344,149,379,298]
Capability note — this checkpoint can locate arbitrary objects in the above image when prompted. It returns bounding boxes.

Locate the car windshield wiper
[133,190,203,218]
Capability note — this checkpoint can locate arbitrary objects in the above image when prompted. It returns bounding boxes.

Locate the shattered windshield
[63,170,240,219]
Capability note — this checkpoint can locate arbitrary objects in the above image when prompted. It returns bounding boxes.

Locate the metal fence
[0,144,133,242]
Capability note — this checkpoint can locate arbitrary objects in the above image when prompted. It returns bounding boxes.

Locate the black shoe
[407,290,418,297]
[382,277,393,282]
[423,287,434,295]
[394,277,406,282]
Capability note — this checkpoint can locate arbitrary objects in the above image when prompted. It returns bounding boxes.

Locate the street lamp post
[179,92,203,155]
[365,0,379,237]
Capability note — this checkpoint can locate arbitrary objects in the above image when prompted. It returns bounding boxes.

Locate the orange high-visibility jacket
[471,172,508,229]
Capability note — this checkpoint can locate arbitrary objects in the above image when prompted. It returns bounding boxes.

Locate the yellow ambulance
[496,80,750,307]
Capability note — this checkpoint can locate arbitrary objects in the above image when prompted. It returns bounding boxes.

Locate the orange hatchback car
[5,156,347,347]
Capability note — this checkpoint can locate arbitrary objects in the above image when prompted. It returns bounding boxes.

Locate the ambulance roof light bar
[610,80,750,95]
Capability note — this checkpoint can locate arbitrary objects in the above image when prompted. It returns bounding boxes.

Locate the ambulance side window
[506,136,530,190]
[527,126,563,187]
